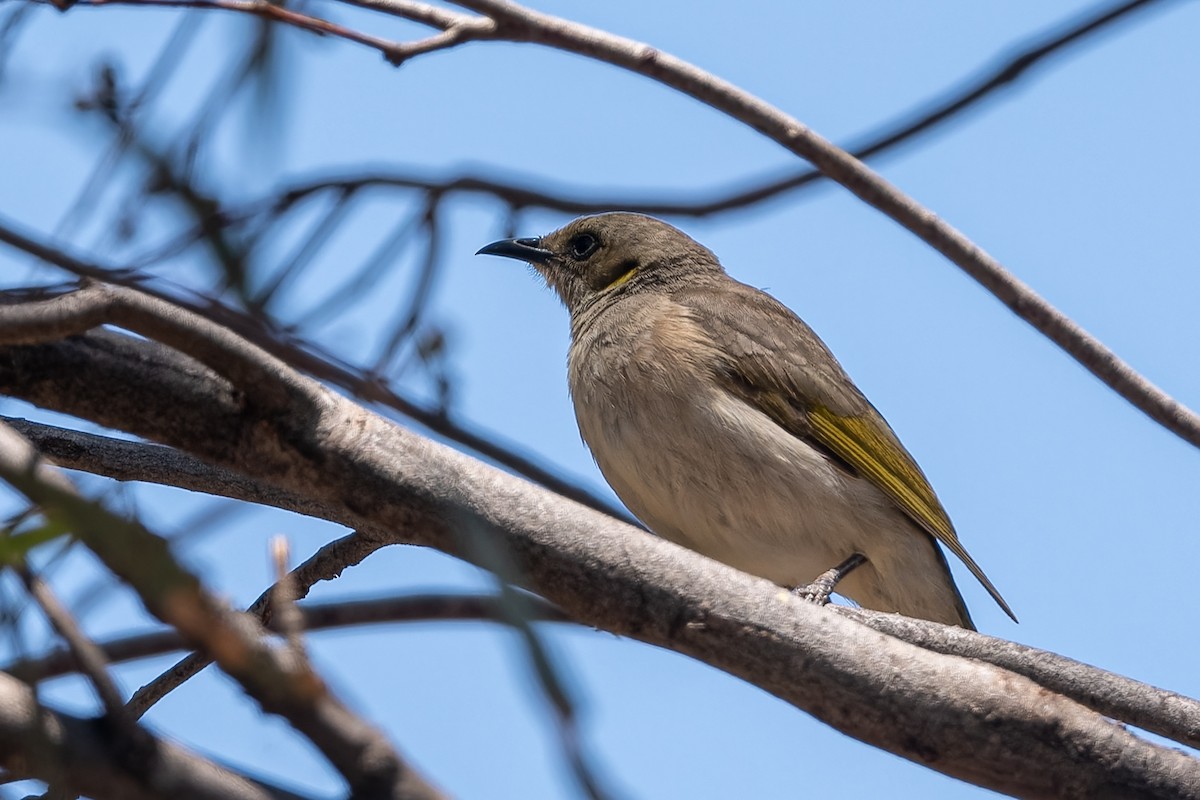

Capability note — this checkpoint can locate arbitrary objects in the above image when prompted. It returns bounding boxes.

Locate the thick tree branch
[0,423,446,800]
[1,292,1196,797]
[12,575,1198,757]
[835,608,1200,751]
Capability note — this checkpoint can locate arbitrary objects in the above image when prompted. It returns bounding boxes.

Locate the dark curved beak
[476,237,553,264]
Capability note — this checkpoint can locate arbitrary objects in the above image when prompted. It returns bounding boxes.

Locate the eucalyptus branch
[0,422,446,800]
[1,291,1196,796]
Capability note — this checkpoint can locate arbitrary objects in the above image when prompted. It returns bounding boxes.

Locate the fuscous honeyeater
[479,212,1014,629]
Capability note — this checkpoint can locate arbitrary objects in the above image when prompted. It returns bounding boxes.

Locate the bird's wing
[677,281,1014,621]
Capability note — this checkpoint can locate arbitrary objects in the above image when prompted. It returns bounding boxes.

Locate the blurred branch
[0,423,446,800]
[51,0,1200,448]
[0,219,637,524]
[16,566,132,727]
[79,0,411,60]
[1,290,1197,796]
[0,673,312,800]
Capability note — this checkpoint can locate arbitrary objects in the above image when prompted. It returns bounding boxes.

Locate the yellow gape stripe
[605,267,638,290]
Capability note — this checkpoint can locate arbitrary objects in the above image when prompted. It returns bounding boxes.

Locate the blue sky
[2,1,1199,797]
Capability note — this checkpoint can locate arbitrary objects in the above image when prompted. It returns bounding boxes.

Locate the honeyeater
[479,212,1014,629]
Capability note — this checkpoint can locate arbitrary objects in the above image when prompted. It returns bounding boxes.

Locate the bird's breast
[566,297,894,584]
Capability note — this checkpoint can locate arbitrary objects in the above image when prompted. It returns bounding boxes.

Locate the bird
[478,212,1014,629]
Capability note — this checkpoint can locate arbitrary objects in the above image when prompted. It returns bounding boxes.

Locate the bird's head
[477,212,723,316]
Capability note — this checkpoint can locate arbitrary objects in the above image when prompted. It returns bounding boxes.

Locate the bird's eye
[568,233,599,259]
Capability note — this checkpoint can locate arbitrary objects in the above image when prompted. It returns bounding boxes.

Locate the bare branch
[423,0,1200,450]
[0,423,446,800]
[835,607,1200,751]
[226,0,1169,220]
[3,308,1197,795]
[7,593,567,681]
[0,282,302,412]
[337,0,477,30]
[14,572,1200,758]
[53,0,1197,448]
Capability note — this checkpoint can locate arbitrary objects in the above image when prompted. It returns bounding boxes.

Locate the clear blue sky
[2,1,1199,797]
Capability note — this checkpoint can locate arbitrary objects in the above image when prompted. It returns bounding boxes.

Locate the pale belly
[572,380,967,625]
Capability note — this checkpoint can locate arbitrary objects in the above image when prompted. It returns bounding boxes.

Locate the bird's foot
[790,553,868,606]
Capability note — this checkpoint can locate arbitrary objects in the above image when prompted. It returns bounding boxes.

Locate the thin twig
[0,221,637,523]
[83,0,406,57]
[10,592,567,681]
[76,0,498,66]
[201,0,1169,220]
[127,530,386,718]
[436,0,1200,449]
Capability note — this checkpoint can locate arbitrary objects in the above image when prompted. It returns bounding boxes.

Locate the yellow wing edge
[809,406,1017,622]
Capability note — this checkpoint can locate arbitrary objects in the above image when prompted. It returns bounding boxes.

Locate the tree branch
[1,294,1196,796]
[835,607,1200,751]
[13,580,1198,757]
[7,592,567,682]
[67,0,1197,448]
[204,0,1169,220]
[418,0,1200,450]
[0,422,446,800]
[127,530,387,718]
[16,567,130,722]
